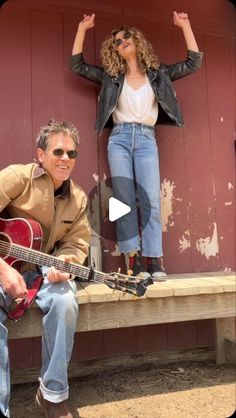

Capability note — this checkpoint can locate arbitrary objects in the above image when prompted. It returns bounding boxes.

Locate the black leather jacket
[69,50,203,134]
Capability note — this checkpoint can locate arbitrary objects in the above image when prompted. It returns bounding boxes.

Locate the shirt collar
[33,163,71,198]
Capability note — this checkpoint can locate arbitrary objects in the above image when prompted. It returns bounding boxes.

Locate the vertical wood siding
[0,0,235,366]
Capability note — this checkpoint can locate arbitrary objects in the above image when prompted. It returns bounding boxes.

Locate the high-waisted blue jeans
[107,122,163,257]
[0,269,78,417]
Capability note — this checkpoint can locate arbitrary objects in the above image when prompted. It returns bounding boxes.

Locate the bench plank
[74,293,235,332]
[201,277,235,292]
[7,292,235,340]
[146,283,174,298]
[79,283,120,303]
[7,272,236,366]
[178,278,225,294]
[75,283,90,304]
[158,279,200,296]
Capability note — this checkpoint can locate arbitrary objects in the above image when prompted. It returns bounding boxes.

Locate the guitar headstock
[105,272,154,297]
[75,268,153,297]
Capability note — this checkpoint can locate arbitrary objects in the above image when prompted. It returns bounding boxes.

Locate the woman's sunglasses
[114,31,132,47]
[52,148,78,159]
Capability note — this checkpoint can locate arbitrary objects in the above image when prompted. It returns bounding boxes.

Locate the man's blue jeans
[108,122,163,257]
[0,270,78,417]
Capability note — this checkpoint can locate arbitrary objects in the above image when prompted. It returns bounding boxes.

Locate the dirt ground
[11,361,235,418]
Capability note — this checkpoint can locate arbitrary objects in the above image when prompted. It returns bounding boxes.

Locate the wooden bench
[7,272,236,365]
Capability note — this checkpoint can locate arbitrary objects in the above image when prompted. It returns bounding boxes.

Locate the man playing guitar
[0,120,90,418]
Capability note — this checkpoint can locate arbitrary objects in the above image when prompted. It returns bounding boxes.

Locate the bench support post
[216,316,236,364]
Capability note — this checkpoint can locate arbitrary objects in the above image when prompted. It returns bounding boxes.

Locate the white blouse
[113,75,158,126]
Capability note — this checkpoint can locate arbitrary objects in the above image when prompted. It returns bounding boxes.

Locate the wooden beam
[11,346,215,384]
[8,292,235,339]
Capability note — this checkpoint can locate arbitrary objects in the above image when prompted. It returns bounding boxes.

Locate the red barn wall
[0,0,235,368]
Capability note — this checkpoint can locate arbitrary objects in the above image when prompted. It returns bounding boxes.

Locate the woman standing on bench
[69,11,203,281]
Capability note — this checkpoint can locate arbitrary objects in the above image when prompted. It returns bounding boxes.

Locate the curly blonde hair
[100,26,159,77]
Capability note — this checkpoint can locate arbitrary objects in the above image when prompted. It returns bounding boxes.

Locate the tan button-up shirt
[0,163,90,266]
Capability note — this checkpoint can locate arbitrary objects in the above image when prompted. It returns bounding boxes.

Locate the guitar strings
[0,241,141,293]
[0,239,139,295]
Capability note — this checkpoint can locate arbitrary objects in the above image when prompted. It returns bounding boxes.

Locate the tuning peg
[143,277,154,287]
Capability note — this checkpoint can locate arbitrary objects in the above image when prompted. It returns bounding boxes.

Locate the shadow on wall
[227,0,235,7]
[0,0,8,7]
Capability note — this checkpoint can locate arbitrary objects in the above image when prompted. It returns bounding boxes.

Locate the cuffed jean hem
[119,246,140,254]
[124,249,140,255]
[39,378,69,403]
[120,249,163,257]
[142,253,163,257]
[0,409,9,418]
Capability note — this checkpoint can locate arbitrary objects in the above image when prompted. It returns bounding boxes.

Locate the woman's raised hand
[173,11,199,52]
[72,13,95,54]
[78,13,95,32]
[173,11,190,29]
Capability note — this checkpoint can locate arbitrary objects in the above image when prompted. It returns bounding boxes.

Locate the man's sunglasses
[52,148,78,159]
[114,31,132,47]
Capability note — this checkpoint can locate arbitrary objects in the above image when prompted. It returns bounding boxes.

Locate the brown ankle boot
[35,387,74,418]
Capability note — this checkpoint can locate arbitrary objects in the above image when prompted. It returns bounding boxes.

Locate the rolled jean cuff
[125,248,140,255]
[39,378,69,403]
[142,253,163,257]
[1,408,10,417]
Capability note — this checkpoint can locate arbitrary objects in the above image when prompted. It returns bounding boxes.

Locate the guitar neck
[1,239,150,297]
[8,242,95,280]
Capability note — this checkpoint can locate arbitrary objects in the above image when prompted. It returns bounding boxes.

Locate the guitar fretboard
[0,238,149,297]
[0,241,105,282]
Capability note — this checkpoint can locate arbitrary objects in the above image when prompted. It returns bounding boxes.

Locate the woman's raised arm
[173,11,199,52]
[72,13,95,55]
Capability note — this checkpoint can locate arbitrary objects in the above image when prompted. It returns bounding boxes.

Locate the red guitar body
[0,217,43,269]
[0,218,44,320]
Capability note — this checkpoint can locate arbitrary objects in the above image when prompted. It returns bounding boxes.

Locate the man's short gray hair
[36,119,79,150]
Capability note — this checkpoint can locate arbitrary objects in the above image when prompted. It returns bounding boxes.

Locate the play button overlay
[87,176,151,242]
[109,197,131,222]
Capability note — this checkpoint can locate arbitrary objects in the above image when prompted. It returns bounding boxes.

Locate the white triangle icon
[109,197,131,222]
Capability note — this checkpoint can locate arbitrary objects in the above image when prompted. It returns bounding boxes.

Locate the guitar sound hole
[0,233,10,243]
[0,233,10,257]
